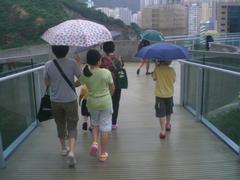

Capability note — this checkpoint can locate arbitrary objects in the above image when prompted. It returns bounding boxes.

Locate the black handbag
[37,88,53,122]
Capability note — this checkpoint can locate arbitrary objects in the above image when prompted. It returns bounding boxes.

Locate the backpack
[115,68,128,89]
[102,55,128,89]
[111,56,128,89]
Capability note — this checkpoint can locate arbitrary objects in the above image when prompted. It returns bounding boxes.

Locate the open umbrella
[140,29,165,43]
[135,42,190,60]
[205,30,218,36]
[41,19,112,47]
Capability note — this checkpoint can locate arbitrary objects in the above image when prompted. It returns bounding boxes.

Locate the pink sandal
[89,142,98,156]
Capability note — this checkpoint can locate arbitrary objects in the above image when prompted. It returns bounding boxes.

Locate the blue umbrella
[135,42,190,60]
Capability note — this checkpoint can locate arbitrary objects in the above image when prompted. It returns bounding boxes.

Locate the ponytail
[83,65,92,77]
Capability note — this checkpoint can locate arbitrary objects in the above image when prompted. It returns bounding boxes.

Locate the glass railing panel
[183,64,198,111]
[190,51,240,72]
[0,54,48,77]
[202,69,240,145]
[0,73,37,150]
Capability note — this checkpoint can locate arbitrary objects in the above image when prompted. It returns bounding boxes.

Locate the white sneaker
[61,146,70,156]
[67,153,77,168]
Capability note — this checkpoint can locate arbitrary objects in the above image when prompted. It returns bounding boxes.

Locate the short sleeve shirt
[44,58,81,102]
[152,65,176,98]
[79,68,113,110]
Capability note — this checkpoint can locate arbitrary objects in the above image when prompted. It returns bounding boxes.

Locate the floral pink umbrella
[41,19,112,47]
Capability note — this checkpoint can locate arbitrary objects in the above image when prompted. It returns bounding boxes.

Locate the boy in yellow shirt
[152,61,176,139]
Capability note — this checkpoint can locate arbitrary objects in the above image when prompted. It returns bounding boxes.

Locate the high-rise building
[216,2,240,33]
[115,7,132,25]
[141,4,186,36]
[140,0,182,10]
[132,11,142,27]
[188,3,201,35]
[85,0,94,8]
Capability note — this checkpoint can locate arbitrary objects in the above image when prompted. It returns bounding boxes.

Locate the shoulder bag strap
[53,59,76,93]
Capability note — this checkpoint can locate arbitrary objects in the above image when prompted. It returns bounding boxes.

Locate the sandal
[166,124,171,131]
[159,133,166,139]
[98,152,109,162]
[89,142,98,156]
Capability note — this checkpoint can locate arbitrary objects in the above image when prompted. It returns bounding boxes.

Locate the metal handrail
[190,50,240,58]
[0,53,49,65]
[0,53,48,61]
[0,66,44,83]
[178,59,240,76]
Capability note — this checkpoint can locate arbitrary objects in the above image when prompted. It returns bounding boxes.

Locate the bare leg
[92,126,99,143]
[137,60,146,75]
[68,137,76,154]
[138,60,145,69]
[60,138,67,149]
[100,131,109,154]
[146,61,150,73]
[89,126,99,156]
[166,115,171,127]
[159,116,166,135]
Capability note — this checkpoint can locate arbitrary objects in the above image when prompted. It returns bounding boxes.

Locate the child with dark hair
[79,49,115,162]
[101,41,123,129]
[44,45,81,167]
[152,61,176,139]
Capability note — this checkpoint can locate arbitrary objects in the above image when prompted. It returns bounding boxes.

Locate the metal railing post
[0,131,6,168]
[179,63,185,106]
[195,67,203,120]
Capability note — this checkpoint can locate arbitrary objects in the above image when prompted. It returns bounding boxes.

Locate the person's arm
[152,67,157,81]
[107,69,115,95]
[173,69,176,83]
[74,54,83,71]
[44,79,50,87]
[74,80,81,87]
[43,64,50,87]
[109,82,115,96]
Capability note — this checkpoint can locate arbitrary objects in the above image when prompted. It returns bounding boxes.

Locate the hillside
[0,0,139,50]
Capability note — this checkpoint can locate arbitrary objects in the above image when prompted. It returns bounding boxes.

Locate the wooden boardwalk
[0,62,239,180]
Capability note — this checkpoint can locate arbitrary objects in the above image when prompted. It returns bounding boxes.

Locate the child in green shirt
[79,49,115,162]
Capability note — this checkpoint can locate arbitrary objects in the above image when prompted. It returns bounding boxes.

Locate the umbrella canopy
[135,42,190,60]
[41,19,112,47]
[140,29,165,43]
[205,30,218,36]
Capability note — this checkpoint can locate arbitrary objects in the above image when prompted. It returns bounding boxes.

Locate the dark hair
[51,45,69,58]
[141,39,150,47]
[138,39,150,50]
[159,61,171,66]
[103,41,115,54]
[83,49,101,77]
[206,35,214,50]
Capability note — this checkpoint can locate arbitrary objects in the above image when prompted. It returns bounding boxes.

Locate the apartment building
[141,4,186,36]
[216,2,240,33]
